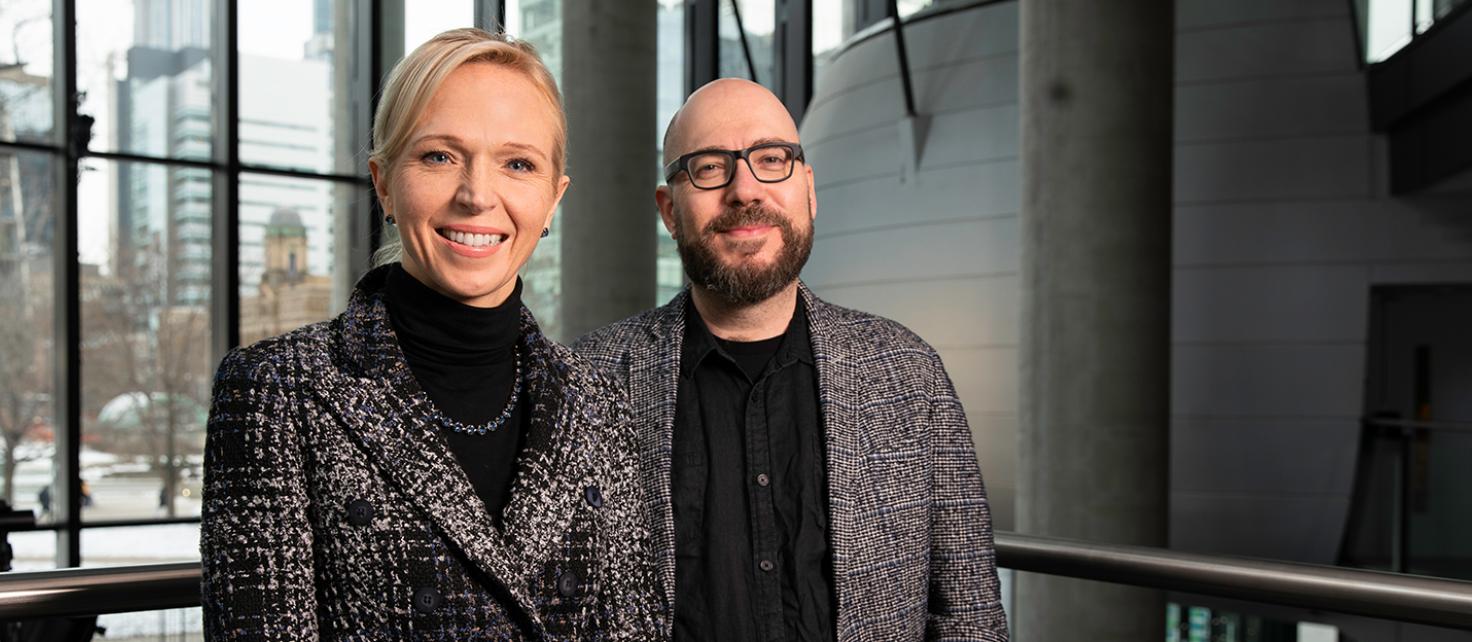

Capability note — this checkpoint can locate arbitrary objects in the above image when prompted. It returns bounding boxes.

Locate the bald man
[575,79,1008,642]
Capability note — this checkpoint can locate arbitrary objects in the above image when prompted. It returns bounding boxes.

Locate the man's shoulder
[573,299,680,359]
[805,292,939,363]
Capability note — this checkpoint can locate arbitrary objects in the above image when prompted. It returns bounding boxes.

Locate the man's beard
[672,202,814,306]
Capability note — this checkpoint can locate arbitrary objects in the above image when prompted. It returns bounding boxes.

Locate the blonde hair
[370,28,566,267]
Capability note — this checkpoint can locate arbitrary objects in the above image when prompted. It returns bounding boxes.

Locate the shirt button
[755,473,770,487]
[557,570,580,597]
[412,586,441,614]
[759,559,774,572]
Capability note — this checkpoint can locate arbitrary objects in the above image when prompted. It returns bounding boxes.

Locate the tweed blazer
[574,283,1009,642]
[201,267,667,641]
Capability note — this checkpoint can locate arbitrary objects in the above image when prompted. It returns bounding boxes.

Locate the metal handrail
[2,533,1472,630]
[998,533,1472,630]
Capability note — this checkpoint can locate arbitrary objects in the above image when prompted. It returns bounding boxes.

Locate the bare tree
[0,272,50,506]
[85,227,211,518]
[0,142,53,506]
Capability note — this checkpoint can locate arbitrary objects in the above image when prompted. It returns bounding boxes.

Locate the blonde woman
[201,29,667,640]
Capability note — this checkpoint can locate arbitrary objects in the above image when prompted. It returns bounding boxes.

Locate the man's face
[658,81,818,306]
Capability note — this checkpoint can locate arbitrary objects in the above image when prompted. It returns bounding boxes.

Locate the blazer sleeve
[598,387,673,640]
[924,351,1010,641]
[200,349,320,641]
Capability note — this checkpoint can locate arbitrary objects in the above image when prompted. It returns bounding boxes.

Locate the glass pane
[898,0,936,19]
[239,0,360,174]
[1365,0,1414,62]
[504,0,564,338]
[656,0,684,304]
[406,1,475,51]
[719,0,776,92]
[97,608,202,642]
[812,0,845,77]
[9,530,55,570]
[0,150,55,529]
[0,1,53,143]
[505,0,563,81]
[239,174,358,346]
[82,522,200,566]
[80,158,213,523]
[77,0,214,160]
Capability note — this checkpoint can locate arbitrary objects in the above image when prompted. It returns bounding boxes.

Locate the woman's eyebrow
[500,141,550,161]
[408,133,465,148]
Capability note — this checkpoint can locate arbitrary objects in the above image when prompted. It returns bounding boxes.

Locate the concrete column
[1016,1,1174,640]
[558,0,658,341]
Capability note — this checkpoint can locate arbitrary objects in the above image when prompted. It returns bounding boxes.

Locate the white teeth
[444,230,506,248]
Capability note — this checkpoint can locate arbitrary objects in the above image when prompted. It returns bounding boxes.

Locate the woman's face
[370,63,569,308]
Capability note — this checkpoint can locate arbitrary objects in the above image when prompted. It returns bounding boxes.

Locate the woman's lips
[436,227,508,258]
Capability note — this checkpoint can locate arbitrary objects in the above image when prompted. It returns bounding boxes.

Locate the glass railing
[4,531,1472,639]
[1356,0,1471,63]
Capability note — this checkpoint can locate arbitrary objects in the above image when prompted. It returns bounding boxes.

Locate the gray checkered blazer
[574,283,1009,642]
[201,267,667,640]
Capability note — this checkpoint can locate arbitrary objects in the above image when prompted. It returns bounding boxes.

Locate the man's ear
[655,185,677,236]
[805,164,817,221]
[369,159,392,217]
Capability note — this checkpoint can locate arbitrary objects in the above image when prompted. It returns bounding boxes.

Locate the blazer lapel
[498,309,589,572]
[800,282,875,641]
[627,292,687,610]
[315,279,550,632]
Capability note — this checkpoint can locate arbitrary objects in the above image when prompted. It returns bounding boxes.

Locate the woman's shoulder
[215,319,337,392]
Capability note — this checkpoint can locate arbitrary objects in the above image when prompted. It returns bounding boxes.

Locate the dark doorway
[1343,285,1472,578]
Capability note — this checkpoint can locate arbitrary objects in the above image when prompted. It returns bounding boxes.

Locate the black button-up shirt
[672,298,835,642]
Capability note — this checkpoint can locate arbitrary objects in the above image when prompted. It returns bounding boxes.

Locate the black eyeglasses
[664,142,806,190]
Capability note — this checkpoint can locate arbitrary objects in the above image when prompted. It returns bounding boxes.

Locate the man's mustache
[702,205,791,236]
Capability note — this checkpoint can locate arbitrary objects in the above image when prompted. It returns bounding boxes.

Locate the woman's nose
[455,165,500,213]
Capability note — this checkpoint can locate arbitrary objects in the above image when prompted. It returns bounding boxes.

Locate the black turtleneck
[383,264,526,525]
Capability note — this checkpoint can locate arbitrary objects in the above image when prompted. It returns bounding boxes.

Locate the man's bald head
[662,78,801,165]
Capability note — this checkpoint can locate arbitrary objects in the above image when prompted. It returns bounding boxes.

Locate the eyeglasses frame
[663,142,807,190]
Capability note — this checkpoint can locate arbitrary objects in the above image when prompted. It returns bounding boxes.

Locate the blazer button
[557,571,579,597]
[583,485,603,509]
[413,586,442,614]
[346,499,374,527]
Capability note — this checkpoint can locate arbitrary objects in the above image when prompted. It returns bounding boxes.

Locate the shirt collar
[680,295,814,379]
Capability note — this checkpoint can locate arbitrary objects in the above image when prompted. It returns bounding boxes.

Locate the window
[720,0,776,90]
[0,0,373,581]
[0,149,55,531]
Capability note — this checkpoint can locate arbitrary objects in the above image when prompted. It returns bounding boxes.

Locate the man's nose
[724,158,766,205]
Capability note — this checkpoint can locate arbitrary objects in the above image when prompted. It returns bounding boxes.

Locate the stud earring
[540,227,550,238]
[384,215,395,225]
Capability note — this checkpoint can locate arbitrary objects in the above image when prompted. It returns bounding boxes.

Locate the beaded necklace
[433,347,522,435]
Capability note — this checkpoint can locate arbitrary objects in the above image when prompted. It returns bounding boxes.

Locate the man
[575,79,1008,642]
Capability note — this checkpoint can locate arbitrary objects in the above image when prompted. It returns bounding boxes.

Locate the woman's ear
[543,174,572,231]
[369,159,392,216]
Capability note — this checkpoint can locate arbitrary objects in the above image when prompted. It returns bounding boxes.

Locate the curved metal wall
[799,0,1472,561]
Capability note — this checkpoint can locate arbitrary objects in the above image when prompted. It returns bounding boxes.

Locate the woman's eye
[508,158,536,173]
[422,151,451,165]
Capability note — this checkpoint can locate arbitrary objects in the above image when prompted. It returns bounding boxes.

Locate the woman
[201,29,666,640]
